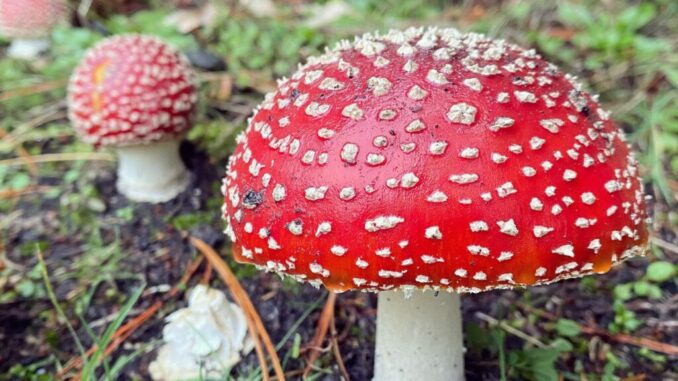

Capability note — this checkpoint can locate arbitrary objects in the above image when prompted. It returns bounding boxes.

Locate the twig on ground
[77,0,94,25]
[519,303,678,356]
[202,261,213,284]
[15,145,38,175]
[476,312,547,348]
[650,236,678,255]
[0,128,38,174]
[190,236,285,381]
[1,109,67,147]
[0,78,68,102]
[330,307,351,381]
[279,370,304,379]
[620,375,647,381]
[0,186,55,199]
[303,292,337,379]
[0,152,115,167]
[578,326,678,356]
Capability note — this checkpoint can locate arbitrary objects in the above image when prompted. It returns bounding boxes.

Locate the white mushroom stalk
[149,285,252,381]
[115,139,191,203]
[375,291,464,381]
[0,0,67,60]
[7,38,51,60]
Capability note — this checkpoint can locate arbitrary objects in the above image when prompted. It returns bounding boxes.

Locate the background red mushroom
[0,0,67,59]
[68,34,198,203]
[222,27,650,380]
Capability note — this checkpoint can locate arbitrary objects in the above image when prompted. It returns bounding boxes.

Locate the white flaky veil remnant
[149,285,252,380]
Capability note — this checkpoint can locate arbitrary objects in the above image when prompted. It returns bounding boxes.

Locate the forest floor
[1,1,676,380]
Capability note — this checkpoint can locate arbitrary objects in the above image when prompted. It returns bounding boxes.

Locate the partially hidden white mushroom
[149,285,252,381]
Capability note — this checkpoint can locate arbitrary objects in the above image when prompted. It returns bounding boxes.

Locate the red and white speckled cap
[67,35,198,147]
[0,0,67,39]
[222,27,650,293]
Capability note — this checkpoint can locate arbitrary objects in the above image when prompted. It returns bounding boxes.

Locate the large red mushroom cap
[0,0,67,39]
[222,27,650,293]
[67,35,198,147]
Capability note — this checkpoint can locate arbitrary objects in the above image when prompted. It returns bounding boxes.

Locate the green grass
[24,248,146,381]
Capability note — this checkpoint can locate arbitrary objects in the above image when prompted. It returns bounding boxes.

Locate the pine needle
[303,292,337,379]
[0,152,115,167]
[190,236,286,381]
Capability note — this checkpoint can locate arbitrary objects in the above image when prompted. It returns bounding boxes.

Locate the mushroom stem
[7,38,50,60]
[115,138,191,203]
[374,290,464,381]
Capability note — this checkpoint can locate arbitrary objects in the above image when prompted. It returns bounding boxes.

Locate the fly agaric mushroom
[68,35,198,203]
[0,0,67,60]
[221,27,650,381]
